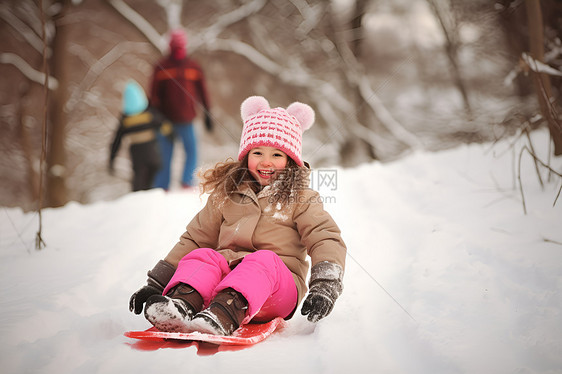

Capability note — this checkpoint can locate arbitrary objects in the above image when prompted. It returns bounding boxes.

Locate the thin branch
[357,77,423,148]
[204,38,284,78]
[0,52,58,90]
[105,0,165,53]
[517,145,562,214]
[517,147,528,215]
[426,0,472,115]
[36,0,48,250]
[190,0,267,50]
[66,41,152,111]
[554,182,562,207]
[0,4,49,56]
[523,128,544,188]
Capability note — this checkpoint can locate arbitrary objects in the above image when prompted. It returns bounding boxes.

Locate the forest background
[1,0,561,212]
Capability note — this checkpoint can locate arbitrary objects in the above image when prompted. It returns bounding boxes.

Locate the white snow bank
[1,129,560,374]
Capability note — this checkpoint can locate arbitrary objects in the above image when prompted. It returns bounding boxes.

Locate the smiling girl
[129,96,347,336]
[248,146,287,184]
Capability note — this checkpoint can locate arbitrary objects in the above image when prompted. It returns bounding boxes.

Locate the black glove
[129,285,161,314]
[129,260,176,314]
[204,113,213,132]
[301,261,343,323]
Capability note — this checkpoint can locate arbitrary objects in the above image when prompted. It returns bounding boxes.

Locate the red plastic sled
[125,317,284,346]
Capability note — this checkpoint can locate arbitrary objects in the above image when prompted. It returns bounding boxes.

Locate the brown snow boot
[189,288,249,336]
[144,283,204,332]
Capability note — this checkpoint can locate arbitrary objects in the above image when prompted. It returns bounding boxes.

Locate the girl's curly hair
[198,154,310,207]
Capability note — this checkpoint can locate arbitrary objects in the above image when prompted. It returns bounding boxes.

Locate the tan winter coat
[163,184,347,306]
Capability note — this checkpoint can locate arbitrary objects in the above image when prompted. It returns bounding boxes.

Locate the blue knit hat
[122,80,148,115]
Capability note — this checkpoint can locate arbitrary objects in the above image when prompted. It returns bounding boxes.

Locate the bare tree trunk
[427,0,472,118]
[47,0,70,207]
[323,2,374,166]
[497,0,533,97]
[525,0,562,155]
[349,0,377,161]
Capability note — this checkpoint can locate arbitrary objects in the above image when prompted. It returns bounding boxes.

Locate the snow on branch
[158,0,182,29]
[190,0,266,50]
[205,38,313,87]
[106,0,165,54]
[0,52,58,90]
[204,37,351,112]
[0,4,50,56]
[521,52,562,77]
[290,0,323,35]
[66,41,153,111]
[358,78,422,149]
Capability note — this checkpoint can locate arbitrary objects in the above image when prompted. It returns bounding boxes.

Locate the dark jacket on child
[109,107,171,191]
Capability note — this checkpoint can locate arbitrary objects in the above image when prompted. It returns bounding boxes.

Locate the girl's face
[247,146,288,185]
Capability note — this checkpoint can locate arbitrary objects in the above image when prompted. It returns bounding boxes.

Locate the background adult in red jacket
[149,29,212,190]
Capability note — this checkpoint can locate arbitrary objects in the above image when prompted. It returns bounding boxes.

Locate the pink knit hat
[169,29,187,60]
[238,96,315,166]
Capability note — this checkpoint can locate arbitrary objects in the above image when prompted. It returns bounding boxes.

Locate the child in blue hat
[109,80,172,191]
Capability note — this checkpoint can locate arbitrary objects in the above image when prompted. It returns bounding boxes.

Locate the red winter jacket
[149,56,210,123]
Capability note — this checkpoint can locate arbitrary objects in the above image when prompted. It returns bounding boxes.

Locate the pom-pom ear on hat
[286,102,315,131]
[241,96,270,121]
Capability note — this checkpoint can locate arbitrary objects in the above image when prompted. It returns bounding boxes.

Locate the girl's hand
[129,260,176,314]
[301,261,343,323]
[129,285,162,314]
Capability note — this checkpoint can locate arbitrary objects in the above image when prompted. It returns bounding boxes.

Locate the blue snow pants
[153,122,197,189]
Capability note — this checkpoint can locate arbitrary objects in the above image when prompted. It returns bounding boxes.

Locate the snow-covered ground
[1,129,560,374]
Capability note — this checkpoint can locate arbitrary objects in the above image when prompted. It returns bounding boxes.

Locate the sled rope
[348,253,416,322]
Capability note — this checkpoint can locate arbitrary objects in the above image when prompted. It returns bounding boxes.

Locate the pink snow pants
[162,248,298,323]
